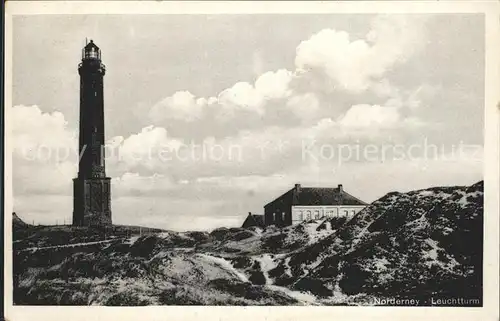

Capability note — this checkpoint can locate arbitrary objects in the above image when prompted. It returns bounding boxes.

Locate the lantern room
[82,39,101,60]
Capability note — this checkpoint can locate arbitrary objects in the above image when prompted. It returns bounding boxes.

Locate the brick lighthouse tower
[73,40,112,226]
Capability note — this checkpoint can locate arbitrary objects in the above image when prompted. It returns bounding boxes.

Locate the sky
[11,14,484,231]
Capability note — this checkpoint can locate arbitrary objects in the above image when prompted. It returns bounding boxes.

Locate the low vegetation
[13,181,483,306]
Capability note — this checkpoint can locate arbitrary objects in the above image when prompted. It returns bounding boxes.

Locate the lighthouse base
[72,177,112,226]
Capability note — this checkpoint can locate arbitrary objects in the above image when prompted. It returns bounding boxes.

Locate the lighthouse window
[89,48,98,59]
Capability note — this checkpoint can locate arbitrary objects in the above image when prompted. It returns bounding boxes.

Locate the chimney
[338,184,344,204]
[248,212,252,216]
[295,183,301,192]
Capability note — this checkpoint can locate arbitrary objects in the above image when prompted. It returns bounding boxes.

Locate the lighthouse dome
[82,39,101,60]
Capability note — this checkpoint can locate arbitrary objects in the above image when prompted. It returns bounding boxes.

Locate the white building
[263,184,368,227]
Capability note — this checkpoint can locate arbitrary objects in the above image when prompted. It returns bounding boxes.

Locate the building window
[351,210,356,216]
[298,211,303,221]
[306,210,311,220]
[314,210,320,219]
[273,213,276,222]
[282,212,286,221]
[344,210,349,216]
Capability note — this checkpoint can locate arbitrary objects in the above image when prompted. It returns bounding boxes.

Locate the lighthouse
[73,40,112,226]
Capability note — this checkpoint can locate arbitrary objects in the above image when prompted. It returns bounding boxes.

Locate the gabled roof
[242,213,265,228]
[250,214,264,226]
[296,187,367,206]
[264,184,368,207]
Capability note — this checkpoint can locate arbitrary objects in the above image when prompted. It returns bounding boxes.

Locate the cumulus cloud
[148,69,294,124]
[211,69,294,123]
[12,105,78,198]
[146,15,428,135]
[254,69,293,100]
[10,102,431,197]
[149,91,205,122]
[217,70,292,105]
[12,105,77,160]
[218,82,265,115]
[111,101,428,182]
[295,30,372,92]
[106,125,183,172]
[286,92,320,120]
[339,104,400,128]
[295,15,426,93]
